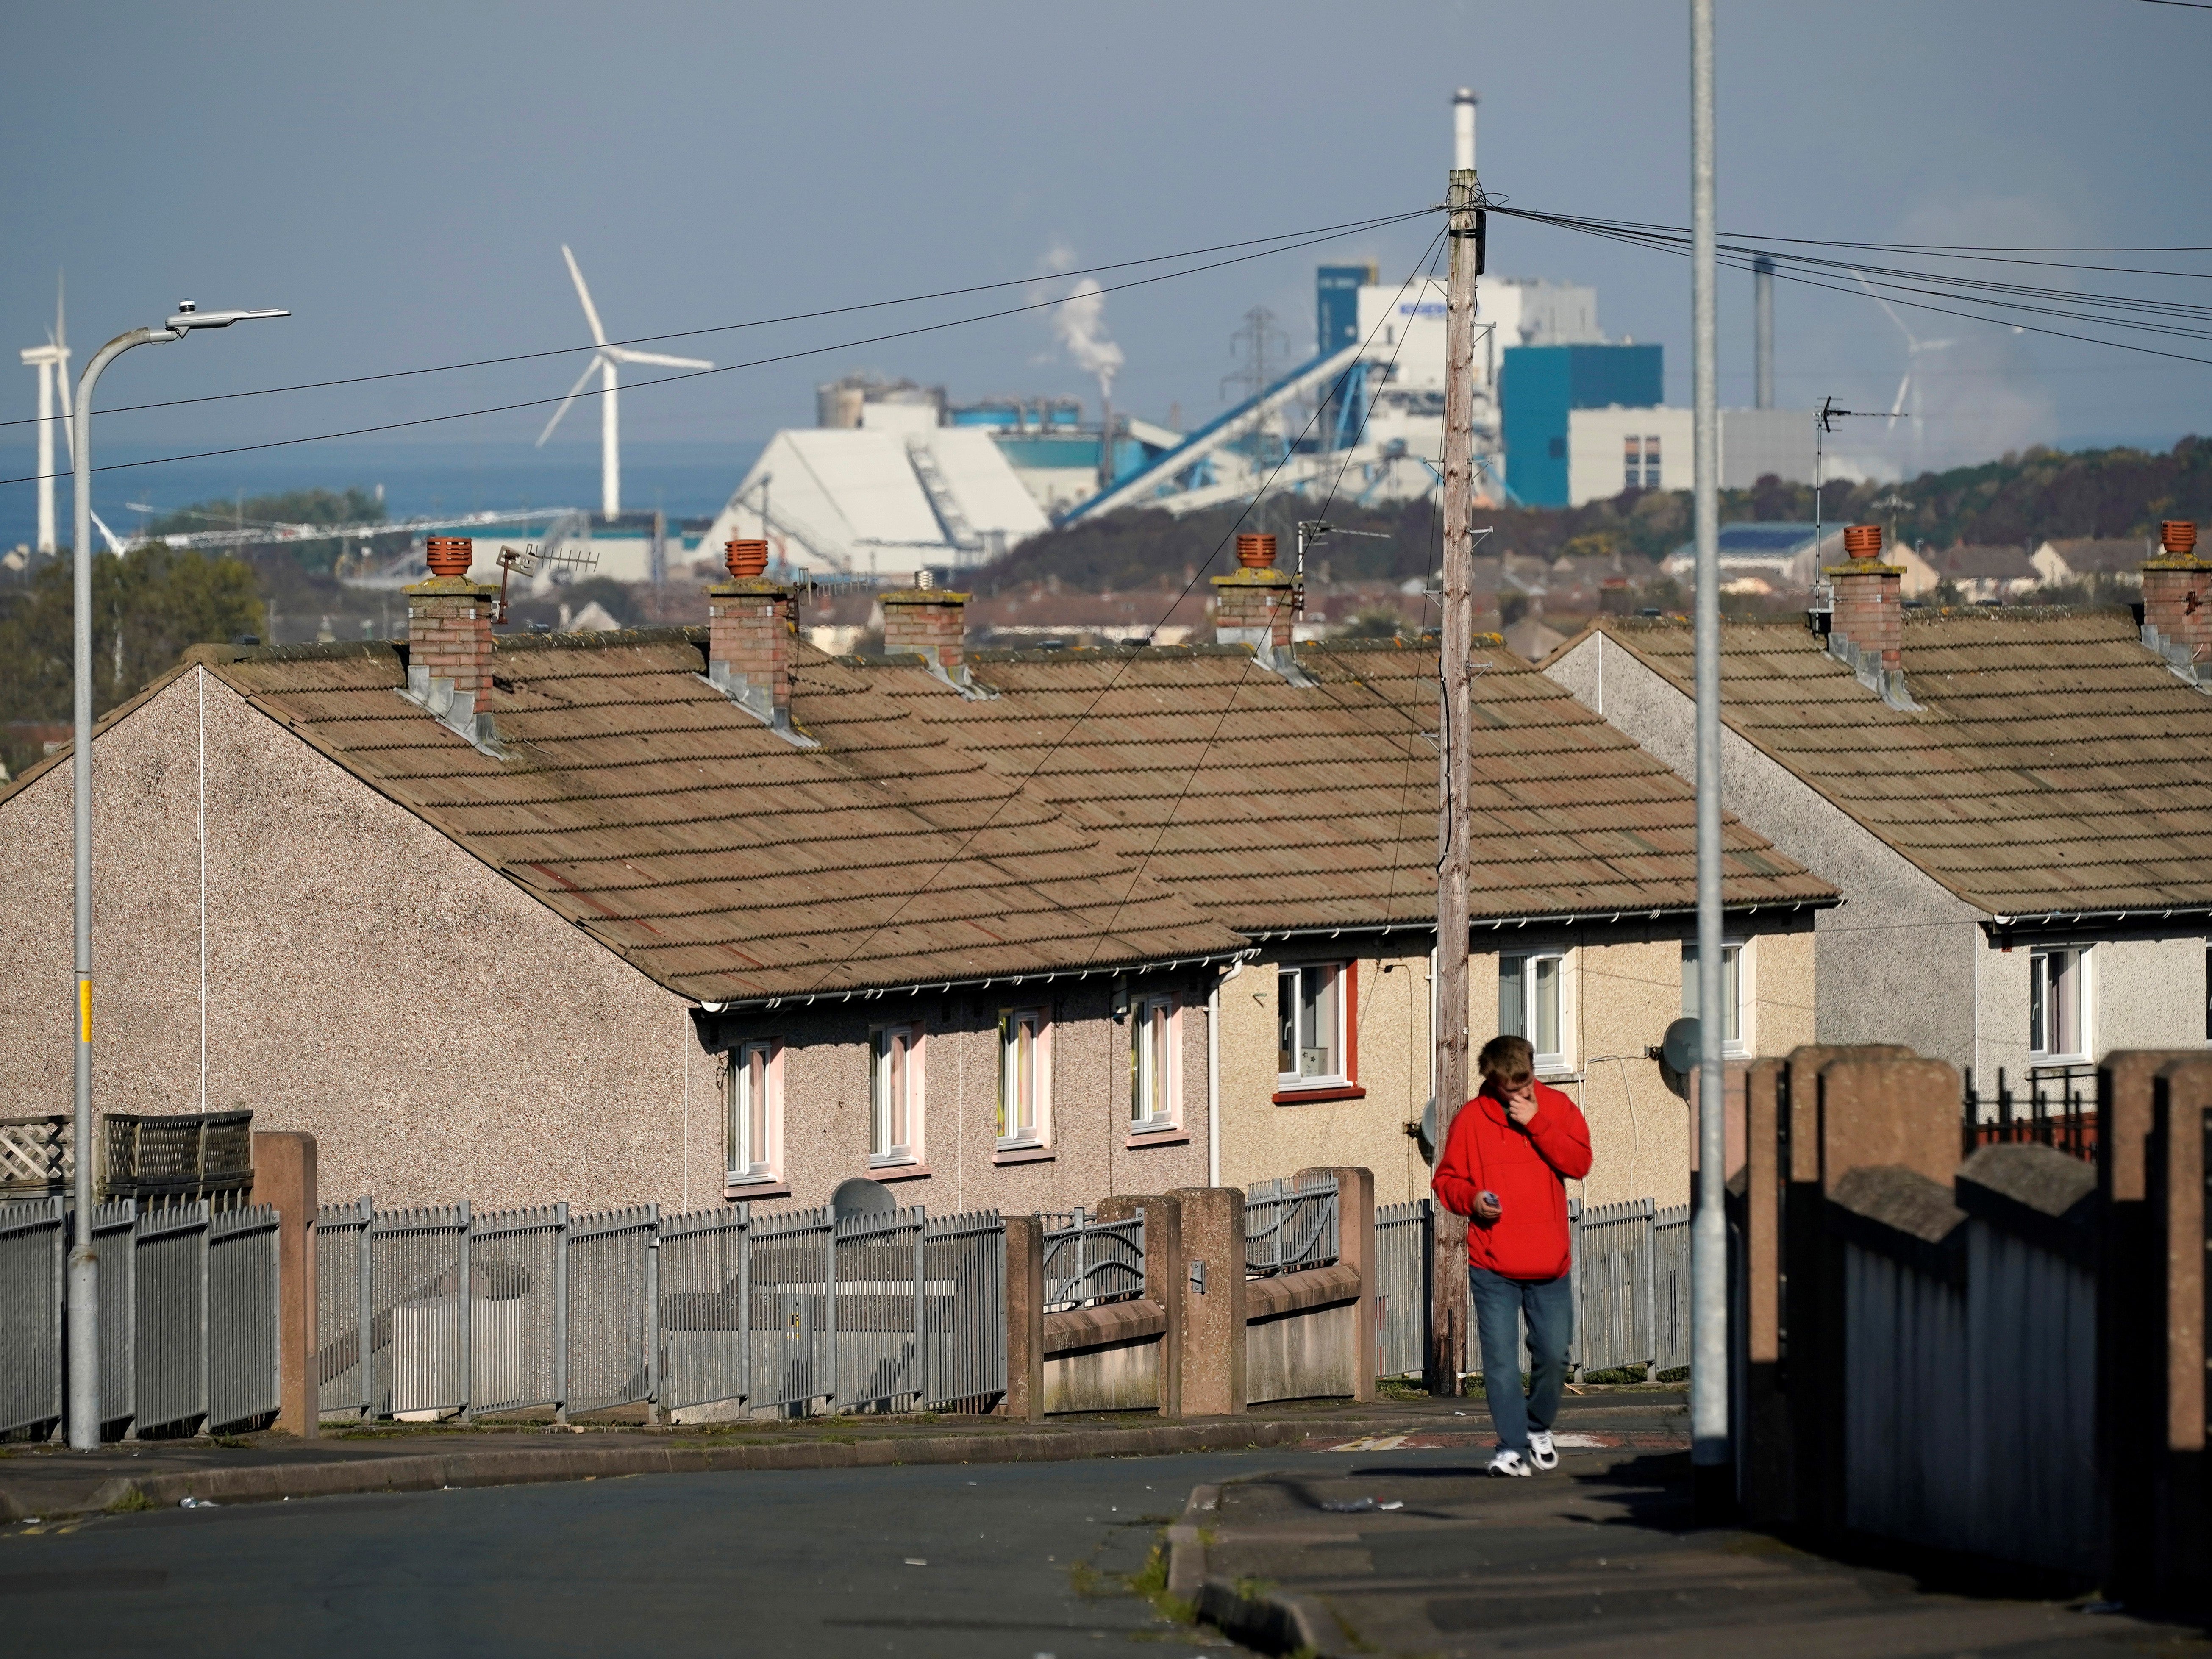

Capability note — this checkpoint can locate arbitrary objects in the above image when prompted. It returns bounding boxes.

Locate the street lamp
[66,299,287,1451]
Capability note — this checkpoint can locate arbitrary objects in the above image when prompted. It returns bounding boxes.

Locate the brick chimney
[882,569,969,678]
[405,538,498,742]
[2141,520,2208,686]
[706,539,800,733]
[1212,533,1298,674]
[1822,524,1913,707]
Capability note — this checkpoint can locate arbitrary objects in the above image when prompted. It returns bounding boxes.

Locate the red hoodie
[1431,1079,1592,1281]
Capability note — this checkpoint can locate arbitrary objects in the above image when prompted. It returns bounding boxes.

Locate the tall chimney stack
[405,537,498,744]
[2142,520,2208,686]
[1753,256,1775,410]
[1453,87,1478,172]
[883,568,971,680]
[1823,524,1912,706]
[707,539,804,736]
[1212,533,1298,674]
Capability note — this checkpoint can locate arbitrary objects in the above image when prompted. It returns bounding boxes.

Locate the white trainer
[1527,1429,1559,1471]
[1487,1447,1533,1478]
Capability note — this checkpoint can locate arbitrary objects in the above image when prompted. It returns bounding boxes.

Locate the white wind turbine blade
[1887,373,1911,431]
[54,273,75,465]
[536,354,603,446]
[603,347,713,370]
[88,509,125,554]
[561,245,609,347]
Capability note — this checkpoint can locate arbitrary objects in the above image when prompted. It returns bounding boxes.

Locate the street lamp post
[67,300,286,1451]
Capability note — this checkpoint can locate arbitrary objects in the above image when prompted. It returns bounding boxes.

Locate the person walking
[1432,1033,1593,1477]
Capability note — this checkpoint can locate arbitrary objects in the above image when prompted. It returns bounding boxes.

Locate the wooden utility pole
[1425,163,1481,1398]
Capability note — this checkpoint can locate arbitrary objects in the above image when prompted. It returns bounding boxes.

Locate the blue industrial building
[1501,344,1664,507]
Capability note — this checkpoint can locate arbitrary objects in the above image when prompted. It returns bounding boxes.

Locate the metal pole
[66,323,175,1450]
[357,1195,373,1419]
[456,1199,472,1421]
[1690,0,1732,1516]
[644,1207,661,1424]
[553,1201,570,1424]
[1426,161,1481,1399]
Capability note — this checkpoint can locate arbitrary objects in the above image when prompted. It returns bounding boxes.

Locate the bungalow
[1544,521,2212,1089]
[0,534,1832,1218]
[2030,536,2154,589]
[1896,542,2041,604]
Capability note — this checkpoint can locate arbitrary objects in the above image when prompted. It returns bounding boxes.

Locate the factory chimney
[1453,87,1478,171]
[1753,256,1775,409]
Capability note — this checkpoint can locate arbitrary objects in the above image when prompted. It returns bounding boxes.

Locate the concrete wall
[1246,1301,1358,1404]
[0,669,702,1210]
[1044,1334,1161,1414]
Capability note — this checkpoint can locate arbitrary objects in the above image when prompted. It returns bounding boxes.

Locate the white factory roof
[696,427,1051,576]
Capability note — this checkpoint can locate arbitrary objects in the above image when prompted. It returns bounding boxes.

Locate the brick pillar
[1739,1058,1790,1525]
[405,542,497,738]
[882,587,969,676]
[2145,1057,2212,1611]
[706,577,795,729]
[250,1131,318,1439]
[2141,522,2208,684]
[2098,1050,2207,1600]
[1167,1186,1247,1415]
[1300,1166,1376,1403]
[1823,525,1906,696]
[1096,1192,1183,1416]
[1212,534,1297,671]
[1000,1214,1047,1423]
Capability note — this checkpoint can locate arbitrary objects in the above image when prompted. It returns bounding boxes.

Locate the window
[1278,964,1348,1086]
[1641,434,1662,489]
[727,1040,778,1185]
[997,1008,1048,1147]
[870,1024,920,1163]
[1624,435,1643,492]
[1681,942,1743,1055]
[2030,948,2085,1060]
[1501,952,1565,1070]
[1132,996,1179,1130]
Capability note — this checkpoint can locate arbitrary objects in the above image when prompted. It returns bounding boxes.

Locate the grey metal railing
[310,1195,1007,1425]
[1040,1209,1145,1312]
[1245,1174,1339,1277]
[1373,1194,1696,1382]
[0,1198,63,1437]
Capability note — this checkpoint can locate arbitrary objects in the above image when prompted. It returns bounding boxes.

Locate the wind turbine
[18,272,72,553]
[1851,268,1952,472]
[535,246,711,519]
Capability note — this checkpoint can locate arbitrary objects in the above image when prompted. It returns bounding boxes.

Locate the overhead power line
[0,208,1431,435]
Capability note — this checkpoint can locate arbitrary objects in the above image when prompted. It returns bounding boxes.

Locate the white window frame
[1277,962,1350,1089]
[1681,940,1746,1057]
[869,1023,923,1165]
[1501,951,1568,1072]
[2029,945,2089,1064]
[997,1006,1050,1149]
[726,1039,780,1187]
[1131,995,1181,1131]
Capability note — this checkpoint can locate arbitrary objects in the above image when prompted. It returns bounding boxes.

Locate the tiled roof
[212,631,1242,1003]
[1587,608,2212,917]
[1931,545,2038,581]
[881,639,1832,934]
[2040,537,2151,576]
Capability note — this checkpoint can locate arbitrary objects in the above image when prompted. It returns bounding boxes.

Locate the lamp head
[164,303,289,333]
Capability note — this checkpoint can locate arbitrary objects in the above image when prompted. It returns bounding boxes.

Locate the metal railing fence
[1040,1209,1145,1312]
[311,1196,1007,1425]
[1963,1067,2098,1163]
[1373,1195,1694,1382]
[0,1195,278,1442]
[1245,1175,1339,1277]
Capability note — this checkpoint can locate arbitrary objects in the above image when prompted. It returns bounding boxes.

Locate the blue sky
[4,0,2206,528]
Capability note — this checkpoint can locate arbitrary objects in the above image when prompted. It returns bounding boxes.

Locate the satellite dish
[830,1176,895,1220]
[1661,1017,1702,1076]
[1418,1097,1439,1165]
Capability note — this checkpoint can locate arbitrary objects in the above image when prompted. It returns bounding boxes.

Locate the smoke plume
[1039,245,1123,399]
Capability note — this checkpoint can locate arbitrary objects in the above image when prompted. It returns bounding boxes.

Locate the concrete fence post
[1095,1192,1182,1417]
[1739,1059,1788,1525]
[2146,1057,2211,1612]
[1000,1214,1046,1423]
[1167,1187,1246,1416]
[249,1131,317,1439]
[1299,1166,1376,1403]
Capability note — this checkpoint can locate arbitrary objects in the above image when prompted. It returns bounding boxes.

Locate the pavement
[1169,1401,2212,1657]
[0,1388,1679,1523]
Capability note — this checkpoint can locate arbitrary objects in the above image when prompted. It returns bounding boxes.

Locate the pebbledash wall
[1216,923,1815,1212]
[0,666,1212,1212]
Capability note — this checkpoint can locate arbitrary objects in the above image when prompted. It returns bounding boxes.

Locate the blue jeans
[1468,1267,1573,1454]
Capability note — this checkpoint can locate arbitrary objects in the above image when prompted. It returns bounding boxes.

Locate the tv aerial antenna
[494,540,598,624]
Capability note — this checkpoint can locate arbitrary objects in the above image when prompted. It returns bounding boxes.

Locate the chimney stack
[1823,524,1912,706]
[707,539,799,733]
[1212,534,1298,673]
[883,570,970,678]
[1453,87,1477,172]
[405,538,498,742]
[2142,520,2208,685]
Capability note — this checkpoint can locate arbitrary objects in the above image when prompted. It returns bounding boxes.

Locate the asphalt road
[0,1450,1270,1659]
